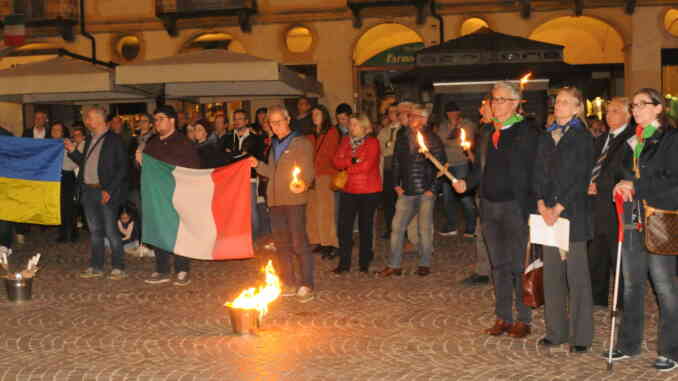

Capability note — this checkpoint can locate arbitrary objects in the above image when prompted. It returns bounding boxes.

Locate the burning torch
[417,131,458,184]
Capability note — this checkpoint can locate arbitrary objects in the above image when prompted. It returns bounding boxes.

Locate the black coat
[68,130,129,206]
[590,124,635,231]
[533,123,595,242]
[620,125,678,211]
[467,118,540,220]
[392,125,447,195]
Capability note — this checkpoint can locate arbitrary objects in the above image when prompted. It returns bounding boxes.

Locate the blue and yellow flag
[0,136,64,225]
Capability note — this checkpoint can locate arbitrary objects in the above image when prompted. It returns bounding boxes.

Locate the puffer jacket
[333,136,382,194]
[391,125,447,195]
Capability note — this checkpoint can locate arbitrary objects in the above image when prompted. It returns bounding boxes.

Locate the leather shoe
[570,345,588,353]
[538,338,559,347]
[332,267,349,274]
[507,322,531,338]
[378,267,402,277]
[461,273,490,285]
[485,320,513,336]
[312,245,323,253]
[416,266,431,276]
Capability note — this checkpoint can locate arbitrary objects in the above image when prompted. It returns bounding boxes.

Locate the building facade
[1,0,677,135]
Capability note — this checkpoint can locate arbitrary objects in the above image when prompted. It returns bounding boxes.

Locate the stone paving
[1,224,677,381]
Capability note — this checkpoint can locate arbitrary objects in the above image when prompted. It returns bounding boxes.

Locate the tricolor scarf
[633,121,659,161]
[491,114,524,148]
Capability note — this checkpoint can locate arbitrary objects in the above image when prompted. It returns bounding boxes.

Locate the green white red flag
[141,154,253,260]
[3,15,26,47]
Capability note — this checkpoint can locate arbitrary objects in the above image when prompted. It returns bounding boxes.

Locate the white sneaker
[145,272,171,284]
[297,286,314,303]
[264,242,277,251]
[108,268,128,280]
[173,271,191,286]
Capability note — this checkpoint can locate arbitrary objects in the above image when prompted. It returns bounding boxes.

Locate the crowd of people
[1,81,677,371]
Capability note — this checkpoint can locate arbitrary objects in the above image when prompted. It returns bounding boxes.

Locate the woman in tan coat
[306,104,341,258]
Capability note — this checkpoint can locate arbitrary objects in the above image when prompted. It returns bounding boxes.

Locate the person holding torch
[249,105,316,303]
[455,81,540,339]
[378,104,447,277]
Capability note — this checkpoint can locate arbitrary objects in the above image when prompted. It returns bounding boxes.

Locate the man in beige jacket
[250,105,316,303]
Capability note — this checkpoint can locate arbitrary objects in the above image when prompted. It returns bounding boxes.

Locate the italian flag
[3,15,26,47]
[141,154,253,260]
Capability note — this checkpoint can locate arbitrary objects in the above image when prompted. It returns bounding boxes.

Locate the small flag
[3,15,26,47]
[0,136,64,225]
[141,154,253,261]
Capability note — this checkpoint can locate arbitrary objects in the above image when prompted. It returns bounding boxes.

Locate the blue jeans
[81,187,125,271]
[389,193,435,268]
[617,228,678,360]
[441,163,477,233]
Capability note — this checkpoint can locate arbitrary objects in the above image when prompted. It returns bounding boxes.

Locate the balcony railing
[155,0,256,35]
[0,0,78,40]
[0,0,78,22]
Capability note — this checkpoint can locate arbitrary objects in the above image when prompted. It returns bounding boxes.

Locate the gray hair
[82,105,107,121]
[411,104,430,119]
[608,97,630,111]
[493,81,522,100]
[267,105,290,120]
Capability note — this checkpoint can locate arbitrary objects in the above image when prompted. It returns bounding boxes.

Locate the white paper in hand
[529,214,570,252]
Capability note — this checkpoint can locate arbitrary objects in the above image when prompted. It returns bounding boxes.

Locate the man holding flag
[64,106,129,280]
[139,105,201,286]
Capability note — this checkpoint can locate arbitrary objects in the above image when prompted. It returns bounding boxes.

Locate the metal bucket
[227,306,260,334]
[4,277,33,302]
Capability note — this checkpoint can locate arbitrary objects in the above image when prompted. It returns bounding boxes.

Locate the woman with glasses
[608,88,678,372]
[533,86,594,353]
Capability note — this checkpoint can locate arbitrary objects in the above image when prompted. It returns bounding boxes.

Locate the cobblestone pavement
[1,223,677,381]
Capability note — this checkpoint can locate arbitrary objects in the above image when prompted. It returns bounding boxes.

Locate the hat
[444,101,460,113]
[154,105,177,120]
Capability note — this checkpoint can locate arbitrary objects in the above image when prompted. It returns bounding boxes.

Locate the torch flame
[292,166,301,182]
[225,260,281,320]
[416,131,428,153]
[520,72,532,90]
[460,128,471,151]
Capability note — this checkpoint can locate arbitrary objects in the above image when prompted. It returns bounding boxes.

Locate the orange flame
[225,260,281,319]
[292,166,301,181]
[416,131,428,152]
[520,72,532,90]
[460,128,471,151]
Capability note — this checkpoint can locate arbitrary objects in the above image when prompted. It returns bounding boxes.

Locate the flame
[519,72,532,90]
[460,128,471,151]
[416,131,428,152]
[291,166,301,183]
[225,260,281,319]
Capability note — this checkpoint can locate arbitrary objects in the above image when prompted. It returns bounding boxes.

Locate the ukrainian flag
[0,136,64,225]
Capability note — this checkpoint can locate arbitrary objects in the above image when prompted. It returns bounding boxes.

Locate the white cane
[607,192,626,371]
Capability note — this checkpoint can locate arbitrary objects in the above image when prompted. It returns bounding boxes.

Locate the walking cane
[607,192,626,371]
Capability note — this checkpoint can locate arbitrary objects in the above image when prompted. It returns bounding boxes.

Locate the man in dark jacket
[140,105,201,287]
[65,106,129,280]
[587,97,634,307]
[379,104,447,277]
[457,82,540,339]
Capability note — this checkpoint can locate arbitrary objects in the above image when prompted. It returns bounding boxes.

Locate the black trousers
[588,195,623,307]
[337,192,380,271]
[155,248,190,274]
[381,169,397,233]
[59,171,77,240]
[0,220,13,248]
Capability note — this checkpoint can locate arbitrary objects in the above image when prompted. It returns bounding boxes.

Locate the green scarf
[633,121,659,161]
[492,113,524,127]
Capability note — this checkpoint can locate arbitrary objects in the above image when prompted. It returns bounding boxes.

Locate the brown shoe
[378,267,402,277]
[507,321,531,338]
[485,319,513,336]
[416,266,431,276]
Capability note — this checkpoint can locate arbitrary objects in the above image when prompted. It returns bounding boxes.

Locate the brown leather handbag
[643,201,678,255]
[522,243,544,308]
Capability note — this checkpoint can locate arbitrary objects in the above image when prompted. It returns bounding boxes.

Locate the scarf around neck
[633,120,659,160]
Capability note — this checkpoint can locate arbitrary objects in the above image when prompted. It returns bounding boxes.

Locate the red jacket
[333,136,382,194]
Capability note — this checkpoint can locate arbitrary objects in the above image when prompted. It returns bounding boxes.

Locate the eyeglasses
[490,97,518,104]
[630,101,658,110]
[269,119,287,126]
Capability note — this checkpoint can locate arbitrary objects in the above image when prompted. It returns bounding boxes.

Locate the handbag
[522,243,544,308]
[643,200,678,255]
[330,170,348,191]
